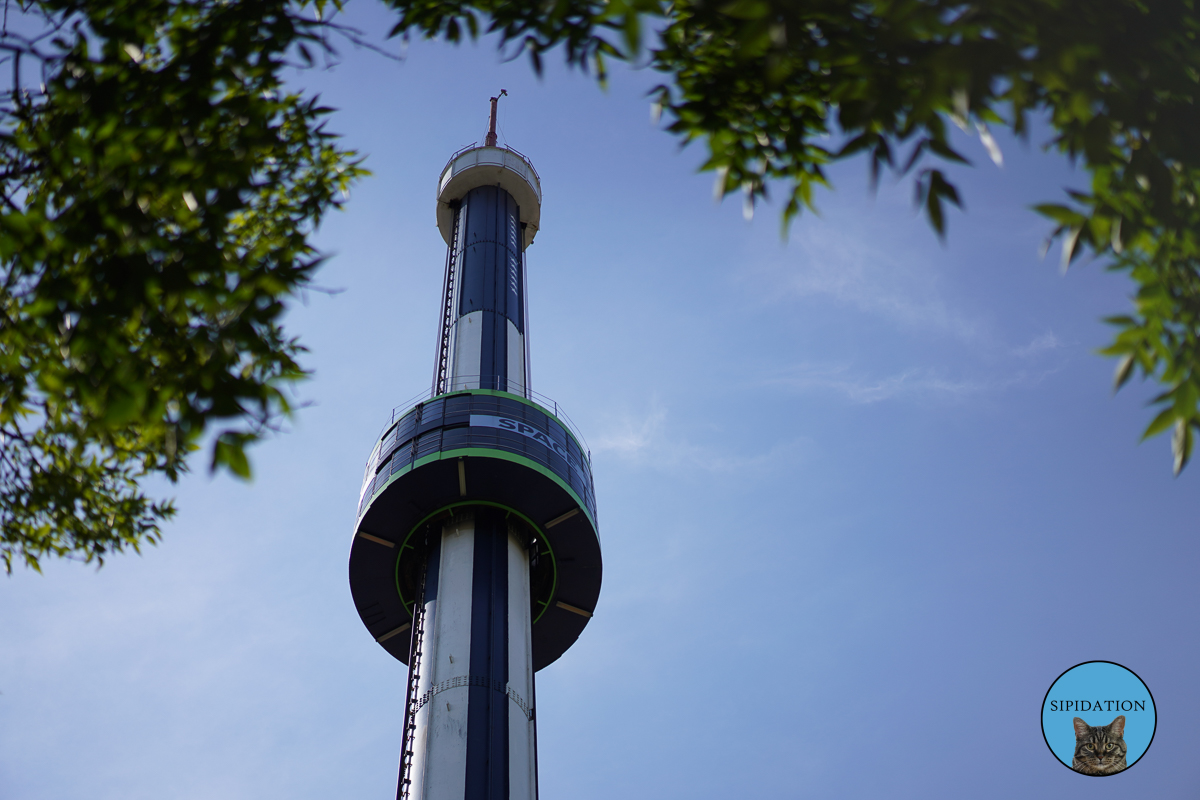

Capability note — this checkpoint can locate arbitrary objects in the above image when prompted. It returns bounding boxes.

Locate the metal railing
[437,142,542,201]
[440,141,541,183]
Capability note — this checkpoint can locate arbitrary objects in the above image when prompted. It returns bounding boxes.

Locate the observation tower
[348,95,602,800]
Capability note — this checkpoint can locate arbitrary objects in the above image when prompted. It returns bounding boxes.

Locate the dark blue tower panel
[460,185,524,332]
[453,185,526,393]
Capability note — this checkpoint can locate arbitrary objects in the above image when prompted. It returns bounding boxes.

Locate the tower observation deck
[348,96,602,800]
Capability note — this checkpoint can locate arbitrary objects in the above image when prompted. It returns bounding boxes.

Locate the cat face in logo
[1071,715,1128,775]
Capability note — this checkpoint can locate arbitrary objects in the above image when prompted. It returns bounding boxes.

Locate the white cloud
[1013,331,1066,358]
[748,221,983,342]
[592,397,806,472]
[769,363,1053,404]
[590,400,666,457]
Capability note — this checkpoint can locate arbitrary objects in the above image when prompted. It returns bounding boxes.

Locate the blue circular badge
[1041,661,1156,775]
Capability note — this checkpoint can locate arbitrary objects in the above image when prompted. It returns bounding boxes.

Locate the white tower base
[406,509,537,800]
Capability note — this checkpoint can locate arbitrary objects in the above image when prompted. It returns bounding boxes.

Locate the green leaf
[1060,225,1083,272]
[213,434,252,480]
[1173,419,1193,476]
[1031,204,1087,226]
[1113,354,1136,391]
[1142,406,1178,441]
[928,138,971,166]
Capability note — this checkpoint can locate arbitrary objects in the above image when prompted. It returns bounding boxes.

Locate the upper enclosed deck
[436,144,542,249]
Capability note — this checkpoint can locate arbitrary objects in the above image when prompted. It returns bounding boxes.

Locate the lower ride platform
[348,389,602,671]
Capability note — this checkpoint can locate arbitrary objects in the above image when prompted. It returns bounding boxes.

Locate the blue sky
[4,3,1199,798]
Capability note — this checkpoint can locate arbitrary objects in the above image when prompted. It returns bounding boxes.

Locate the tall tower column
[406,509,536,800]
[347,101,601,800]
[443,185,527,395]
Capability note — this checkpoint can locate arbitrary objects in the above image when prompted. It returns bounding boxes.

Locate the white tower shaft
[405,510,537,800]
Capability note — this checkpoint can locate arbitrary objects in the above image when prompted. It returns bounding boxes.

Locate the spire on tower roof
[485,89,507,147]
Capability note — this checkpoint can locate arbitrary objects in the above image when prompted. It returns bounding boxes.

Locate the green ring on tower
[395,500,559,624]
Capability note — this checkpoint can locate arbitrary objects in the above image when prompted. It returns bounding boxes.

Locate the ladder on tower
[396,553,430,800]
[433,202,462,397]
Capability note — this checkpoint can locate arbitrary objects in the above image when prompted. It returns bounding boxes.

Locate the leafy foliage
[0,0,364,572]
[385,0,1200,474]
[8,0,1200,572]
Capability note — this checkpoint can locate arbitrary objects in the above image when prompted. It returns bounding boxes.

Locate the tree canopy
[5,0,1200,571]
[391,0,1200,473]
[0,0,363,571]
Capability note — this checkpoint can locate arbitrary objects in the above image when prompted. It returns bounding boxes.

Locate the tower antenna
[485,89,507,147]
